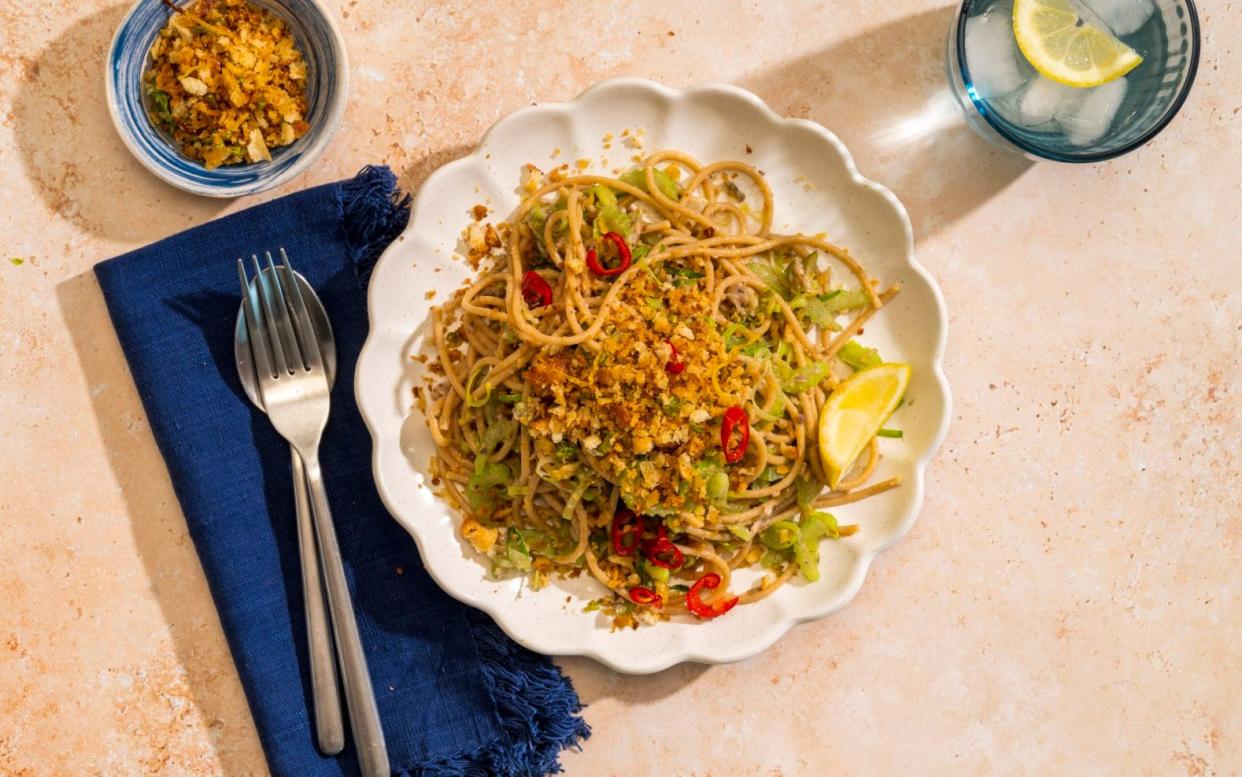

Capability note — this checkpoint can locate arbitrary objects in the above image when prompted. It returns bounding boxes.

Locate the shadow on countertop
[55,270,263,776]
[14,4,227,243]
[742,5,1033,238]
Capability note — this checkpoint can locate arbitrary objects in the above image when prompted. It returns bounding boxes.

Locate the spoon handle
[302,450,389,777]
[291,446,345,754]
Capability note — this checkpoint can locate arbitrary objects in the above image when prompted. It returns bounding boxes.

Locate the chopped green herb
[877,428,904,439]
[669,266,705,288]
[147,87,172,125]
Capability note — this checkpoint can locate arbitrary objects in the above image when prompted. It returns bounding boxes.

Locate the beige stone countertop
[2,1,1239,775]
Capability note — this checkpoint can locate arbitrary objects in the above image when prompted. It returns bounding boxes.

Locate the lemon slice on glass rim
[1012,0,1143,88]
[819,363,911,489]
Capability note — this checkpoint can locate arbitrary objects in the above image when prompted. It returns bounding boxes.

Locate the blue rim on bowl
[105,0,350,198]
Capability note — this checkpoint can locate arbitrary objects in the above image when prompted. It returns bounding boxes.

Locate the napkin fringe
[341,165,412,285]
[396,609,590,777]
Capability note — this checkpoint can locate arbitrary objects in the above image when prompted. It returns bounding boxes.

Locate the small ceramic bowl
[105,0,349,198]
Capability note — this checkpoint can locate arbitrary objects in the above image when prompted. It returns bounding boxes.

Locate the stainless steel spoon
[235,268,344,755]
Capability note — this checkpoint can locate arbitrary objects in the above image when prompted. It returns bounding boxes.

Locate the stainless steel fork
[238,250,389,777]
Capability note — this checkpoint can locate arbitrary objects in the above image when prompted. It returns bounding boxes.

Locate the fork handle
[290,446,345,755]
[301,451,390,777]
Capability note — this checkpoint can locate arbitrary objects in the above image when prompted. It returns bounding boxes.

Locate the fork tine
[253,253,291,376]
[238,258,277,380]
[277,248,324,372]
[265,250,308,372]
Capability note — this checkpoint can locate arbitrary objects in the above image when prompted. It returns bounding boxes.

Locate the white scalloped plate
[356,78,950,674]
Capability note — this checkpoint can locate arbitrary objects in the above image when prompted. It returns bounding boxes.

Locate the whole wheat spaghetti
[423,151,903,627]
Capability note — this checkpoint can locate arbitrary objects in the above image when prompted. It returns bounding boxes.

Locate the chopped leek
[722,322,749,351]
[759,520,800,550]
[758,465,783,484]
[818,288,870,313]
[476,412,515,455]
[767,391,787,419]
[838,340,882,371]
[727,524,754,542]
[464,363,492,408]
[760,548,789,569]
[795,511,838,582]
[791,509,842,581]
[775,340,793,364]
[466,458,510,513]
[592,184,618,209]
[789,293,845,330]
[507,528,532,570]
[795,475,820,512]
[773,359,831,394]
[589,186,629,235]
[527,205,548,237]
[748,257,794,300]
[598,205,631,236]
[619,167,682,200]
[642,561,671,584]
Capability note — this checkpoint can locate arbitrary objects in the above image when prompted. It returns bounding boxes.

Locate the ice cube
[964,11,1028,98]
[1080,0,1155,36]
[1059,78,1128,146]
[988,88,1028,126]
[1020,76,1082,126]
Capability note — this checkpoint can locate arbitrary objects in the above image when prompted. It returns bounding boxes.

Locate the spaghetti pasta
[424,151,903,627]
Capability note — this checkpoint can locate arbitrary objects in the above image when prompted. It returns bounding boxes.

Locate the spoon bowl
[235,267,337,398]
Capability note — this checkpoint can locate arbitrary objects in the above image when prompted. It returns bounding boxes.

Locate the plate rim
[356,77,952,673]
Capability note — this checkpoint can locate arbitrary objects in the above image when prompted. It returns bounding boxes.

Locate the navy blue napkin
[94,167,588,777]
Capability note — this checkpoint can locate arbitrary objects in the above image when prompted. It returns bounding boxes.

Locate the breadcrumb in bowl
[106,0,349,196]
[144,0,310,169]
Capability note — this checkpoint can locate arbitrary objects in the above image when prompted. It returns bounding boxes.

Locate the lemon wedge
[819,363,911,488]
[1012,0,1143,88]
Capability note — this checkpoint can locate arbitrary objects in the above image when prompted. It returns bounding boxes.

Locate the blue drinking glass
[947,0,1200,162]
